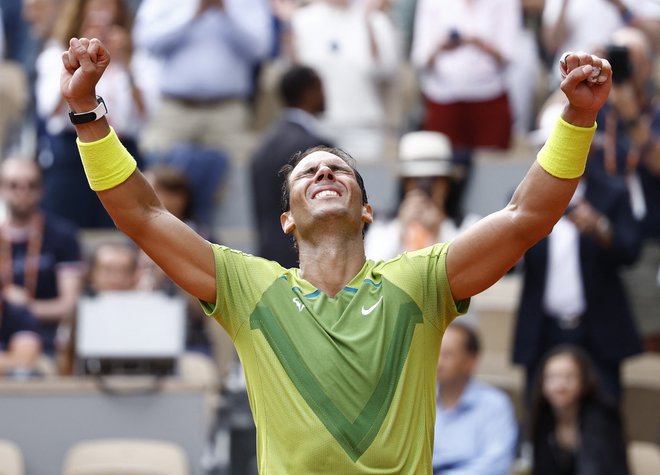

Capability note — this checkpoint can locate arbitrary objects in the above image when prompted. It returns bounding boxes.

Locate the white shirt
[36,40,145,137]
[412,0,522,103]
[292,3,400,128]
[543,181,586,319]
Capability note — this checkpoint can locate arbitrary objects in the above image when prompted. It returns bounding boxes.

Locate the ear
[280,211,295,234]
[362,203,374,225]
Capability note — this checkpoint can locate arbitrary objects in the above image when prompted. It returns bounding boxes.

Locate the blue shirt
[134,0,273,100]
[433,380,517,475]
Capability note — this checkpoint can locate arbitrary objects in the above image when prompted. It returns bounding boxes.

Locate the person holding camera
[594,27,660,353]
[411,0,522,150]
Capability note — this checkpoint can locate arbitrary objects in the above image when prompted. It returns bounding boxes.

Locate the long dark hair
[528,345,606,440]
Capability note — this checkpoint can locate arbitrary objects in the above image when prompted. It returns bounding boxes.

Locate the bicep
[447,163,577,301]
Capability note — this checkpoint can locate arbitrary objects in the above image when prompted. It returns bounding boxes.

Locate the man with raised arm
[60,37,611,474]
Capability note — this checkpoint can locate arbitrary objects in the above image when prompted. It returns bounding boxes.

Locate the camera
[605,45,632,84]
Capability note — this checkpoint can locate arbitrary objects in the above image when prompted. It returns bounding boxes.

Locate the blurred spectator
[286,0,400,162]
[1,0,63,154]
[249,65,332,268]
[433,321,517,475]
[35,0,145,228]
[0,157,83,356]
[411,0,521,150]
[0,296,42,377]
[590,27,660,352]
[58,240,139,375]
[87,241,139,294]
[529,345,629,475]
[365,130,479,261]
[512,151,643,402]
[541,0,660,89]
[138,165,213,355]
[133,0,272,159]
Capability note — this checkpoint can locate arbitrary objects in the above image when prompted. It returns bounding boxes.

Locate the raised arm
[61,37,216,303]
[447,52,612,301]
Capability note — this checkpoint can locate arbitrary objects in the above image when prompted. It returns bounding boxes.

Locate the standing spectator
[249,65,332,268]
[287,0,400,162]
[411,0,521,150]
[513,156,643,402]
[591,27,660,352]
[35,0,145,228]
[133,0,273,159]
[365,130,479,261]
[0,296,42,377]
[541,0,660,88]
[0,157,83,355]
[433,322,517,475]
[529,345,630,475]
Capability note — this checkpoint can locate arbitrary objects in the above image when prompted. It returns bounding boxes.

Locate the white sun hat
[398,131,455,178]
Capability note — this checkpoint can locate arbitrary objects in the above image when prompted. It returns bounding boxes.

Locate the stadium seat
[628,441,660,475]
[61,438,189,475]
[0,439,25,475]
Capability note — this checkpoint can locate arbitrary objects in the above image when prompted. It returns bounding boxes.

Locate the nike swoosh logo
[361,296,383,316]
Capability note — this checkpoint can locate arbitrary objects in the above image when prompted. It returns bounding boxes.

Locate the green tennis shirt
[201,242,469,474]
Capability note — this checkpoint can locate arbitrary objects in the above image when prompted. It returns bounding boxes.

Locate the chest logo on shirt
[250,279,423,462]
[361,296,383,316]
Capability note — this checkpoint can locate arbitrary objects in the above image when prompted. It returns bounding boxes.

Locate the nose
[315,166,335,182]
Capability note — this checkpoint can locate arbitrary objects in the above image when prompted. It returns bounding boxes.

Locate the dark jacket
[532,401,630,475]
[249,112,333,268]
[513,171,643,365]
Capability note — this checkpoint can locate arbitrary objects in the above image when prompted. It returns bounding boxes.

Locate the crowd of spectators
[1,0,659,473]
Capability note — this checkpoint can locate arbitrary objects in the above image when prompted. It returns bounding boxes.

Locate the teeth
[315,190,339,199]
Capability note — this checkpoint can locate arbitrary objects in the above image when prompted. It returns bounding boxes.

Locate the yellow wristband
[76,127,137,191]
[536,117,597,179]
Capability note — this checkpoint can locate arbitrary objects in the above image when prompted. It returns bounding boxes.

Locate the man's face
[0,161,43,221]
[437,327,476,385]
[281,151,372,236]
[90,246,137,292]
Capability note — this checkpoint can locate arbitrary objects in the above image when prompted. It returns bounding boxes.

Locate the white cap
[398,131,454,178]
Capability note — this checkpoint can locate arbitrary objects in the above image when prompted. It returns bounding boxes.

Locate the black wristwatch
[68,96,108,125]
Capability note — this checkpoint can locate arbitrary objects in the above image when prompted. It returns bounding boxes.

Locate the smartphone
[606,45,632,84]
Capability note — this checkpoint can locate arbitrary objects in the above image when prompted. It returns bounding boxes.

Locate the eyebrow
[294,162,353,178]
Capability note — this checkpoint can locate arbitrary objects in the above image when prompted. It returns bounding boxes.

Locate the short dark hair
[278,145,369,213]
[448,321,481,356]
[279,65,320,107]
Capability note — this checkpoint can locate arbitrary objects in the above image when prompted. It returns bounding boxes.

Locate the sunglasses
[2,180,41,191]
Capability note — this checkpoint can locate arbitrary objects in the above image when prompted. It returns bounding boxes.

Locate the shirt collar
[284,108,321,135]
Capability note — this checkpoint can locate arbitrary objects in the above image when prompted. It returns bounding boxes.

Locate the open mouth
[312,189,341,199]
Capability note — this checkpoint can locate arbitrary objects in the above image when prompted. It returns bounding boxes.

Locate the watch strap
[69,96,108,125]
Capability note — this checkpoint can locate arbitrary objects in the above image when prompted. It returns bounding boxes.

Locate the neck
[297,233,367,297]
[439,378,469,409]
[553,402,579,424]
[4,210,39,229]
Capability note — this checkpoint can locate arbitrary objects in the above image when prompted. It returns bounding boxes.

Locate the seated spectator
[249,65,332,268]
[366,130,479,261]
[87,241,140,294]
[0,296,42,377]
[529,344,630,475]
[0,157,83,356]
[433,321,517,475]
[57,240,138,375]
